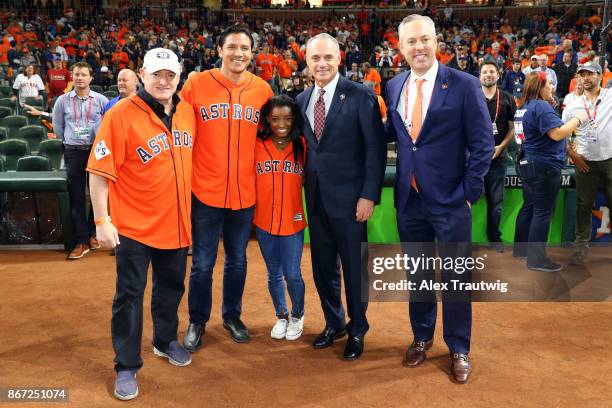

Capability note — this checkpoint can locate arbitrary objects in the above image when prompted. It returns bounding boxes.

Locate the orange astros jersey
[86,95,196,249]
[254,137,307,236]
[181,68,274,210]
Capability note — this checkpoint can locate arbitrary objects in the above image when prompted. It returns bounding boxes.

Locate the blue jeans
[513,160,561,266]
[484,156,507,242]
[256,227,305,319]
[188,195,254,324]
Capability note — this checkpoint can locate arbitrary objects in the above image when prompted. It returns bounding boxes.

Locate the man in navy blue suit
[296,33,386,361]
[385,15,494,383]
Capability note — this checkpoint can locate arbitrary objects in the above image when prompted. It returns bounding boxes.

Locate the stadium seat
[0,155,5,171]
[25,113,42,126]
[49,96,59,111]
[18,125,47,153]
[38,139,64,170]
[103,90,119,99]
[109,84,119,93]
[0,139,29,171]
[24,96,44,109]
[0,106,12,125]
[16,155,52,171]
[3,115,28,139]
[90,84,104,93]
[0,98,16,113]
[0,127,7,141]
[0,85,12,98]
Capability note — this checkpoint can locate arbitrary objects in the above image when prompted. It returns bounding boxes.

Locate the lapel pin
[340,94,346,100]
[442,83,448,89]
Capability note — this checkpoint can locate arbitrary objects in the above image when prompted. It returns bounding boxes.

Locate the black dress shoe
[313,326,346,349]
[343,336,364,361]
[183,322,204,352]
[223,317,250,343]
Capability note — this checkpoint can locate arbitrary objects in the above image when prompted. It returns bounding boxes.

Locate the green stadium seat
[26,114,42,126]
[16,155,52,171]
[0,106,12,125]
[0,85,12,98]
[0,156,5,171]
[18,125,47,153]
[38,139,64,170]
[24,96,45,108]
[109,84,119,93]
[0,98,16,113]
[49,96,59,111]
[3,115,28,139]
[0,139,29,170]
[103,90,119,99]
[90,84,104,93]
[0,127,7,141]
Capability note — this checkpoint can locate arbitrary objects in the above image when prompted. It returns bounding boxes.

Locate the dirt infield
[1,244,611,407]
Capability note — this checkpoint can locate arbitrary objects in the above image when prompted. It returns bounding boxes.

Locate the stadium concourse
[0,246,611,407]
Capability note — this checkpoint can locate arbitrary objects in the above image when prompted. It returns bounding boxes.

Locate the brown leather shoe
[68,244,90,260]
[404,339,433,367]
[89,237,101,250]
[450,353,471,384]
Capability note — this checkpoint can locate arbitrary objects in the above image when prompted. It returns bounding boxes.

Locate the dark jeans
[256,227,305,319]
[188,195,254,325]
[575,158,612,248]
[112,235,188,372]
[513,160,561,266]
[64,147,95,247]
[484,156,507,242]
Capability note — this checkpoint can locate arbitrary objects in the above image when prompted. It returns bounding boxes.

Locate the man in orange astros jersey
[87,48,196,401]
[181,26,274,350]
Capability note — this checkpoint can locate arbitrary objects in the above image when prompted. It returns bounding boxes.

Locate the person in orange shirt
[361,62,382,95]
[276,50,298,91]
[87,48,195,401]
[254,95,307,341]
[181,26,274,351]
[0,38,9,68]
[363,80,388,124]
[112,46,129,71]
[436,42,454,65]
[256,44,277,84]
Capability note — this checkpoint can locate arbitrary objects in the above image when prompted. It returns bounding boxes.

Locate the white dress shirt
[306,72,340,131]
[397,60,439,135]
[562,88,612,161]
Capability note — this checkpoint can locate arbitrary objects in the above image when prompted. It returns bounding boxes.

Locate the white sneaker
[271,318,288,339]
[285,316,304,341]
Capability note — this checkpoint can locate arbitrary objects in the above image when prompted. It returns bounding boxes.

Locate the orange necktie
[410,78,424,191]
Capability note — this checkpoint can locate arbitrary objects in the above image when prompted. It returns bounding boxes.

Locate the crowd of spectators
[1,3,610,109]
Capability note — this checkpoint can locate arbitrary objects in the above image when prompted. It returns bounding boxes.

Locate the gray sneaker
[153,340,192,366]
[114,370,138,401]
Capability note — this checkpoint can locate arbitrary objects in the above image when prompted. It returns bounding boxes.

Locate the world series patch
[94,140,111,160]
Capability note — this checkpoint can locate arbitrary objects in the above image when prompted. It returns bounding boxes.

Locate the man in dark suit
[385,15,494,383]
[296,33,386,361]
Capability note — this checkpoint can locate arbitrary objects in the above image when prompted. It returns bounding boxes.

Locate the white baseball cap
[143,48,181,75]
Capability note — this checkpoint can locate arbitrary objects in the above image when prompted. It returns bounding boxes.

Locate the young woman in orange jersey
[254,95,307,341]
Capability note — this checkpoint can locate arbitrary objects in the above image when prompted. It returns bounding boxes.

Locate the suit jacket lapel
[391,70,410,111]
[300,86,316,145]
[388,71,412,142]
[319,76,347,143]
[420,64,451,140]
